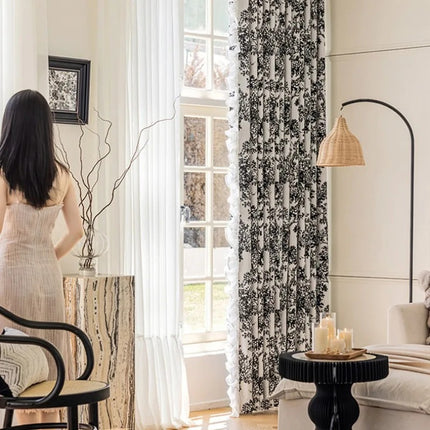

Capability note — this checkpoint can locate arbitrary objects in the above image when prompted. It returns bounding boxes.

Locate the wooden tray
[304,348,367,360]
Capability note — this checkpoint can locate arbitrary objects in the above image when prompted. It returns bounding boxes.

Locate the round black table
[279,351,389,430]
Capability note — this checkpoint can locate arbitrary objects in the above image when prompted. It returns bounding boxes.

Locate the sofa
[273,302,430,429]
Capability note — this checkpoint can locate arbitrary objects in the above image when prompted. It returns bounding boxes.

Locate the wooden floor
[189,408,278,430]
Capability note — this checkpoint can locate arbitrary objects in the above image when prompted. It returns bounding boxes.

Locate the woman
[0,89,84,425]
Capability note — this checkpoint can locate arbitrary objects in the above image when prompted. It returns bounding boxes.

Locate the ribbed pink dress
[0,169,73,380]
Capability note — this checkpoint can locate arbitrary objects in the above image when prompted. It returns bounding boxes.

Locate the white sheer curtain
[95,0,131,276]
[125,2,190,428]
[96,1,190,428]
[0,0,47,425]
[0,0,48,109]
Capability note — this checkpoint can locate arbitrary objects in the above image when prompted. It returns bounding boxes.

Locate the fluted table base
[308,383,359,430]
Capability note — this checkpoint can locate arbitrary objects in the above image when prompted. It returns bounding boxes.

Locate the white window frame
[183,0,228,100]
[181,0,229,346]
[181,105,228,345]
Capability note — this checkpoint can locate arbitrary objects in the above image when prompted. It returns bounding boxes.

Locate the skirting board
[190,398,230,412]
[278,398,430,430]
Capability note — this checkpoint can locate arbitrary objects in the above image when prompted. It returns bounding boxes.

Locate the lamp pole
[341,98,415,303]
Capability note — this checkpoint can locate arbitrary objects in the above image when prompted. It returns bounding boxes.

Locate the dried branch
[92,96,179,224]
[55,95,179,262]
[82,111,113,195]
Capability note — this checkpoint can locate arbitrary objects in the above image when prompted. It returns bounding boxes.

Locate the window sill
[184,340,226,357]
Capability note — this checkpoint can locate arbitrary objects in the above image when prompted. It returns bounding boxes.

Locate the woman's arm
[55,181,84,259]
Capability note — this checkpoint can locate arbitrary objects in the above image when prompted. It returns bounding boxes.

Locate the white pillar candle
[313,325,329,353]
[338,328,353,352]
[320,316,336,338]
[329,336,346,353]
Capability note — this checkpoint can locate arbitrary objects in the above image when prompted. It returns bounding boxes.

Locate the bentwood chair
[0,306,110,430]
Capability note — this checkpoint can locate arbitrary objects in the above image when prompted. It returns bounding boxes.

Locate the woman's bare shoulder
[56,164,72,181]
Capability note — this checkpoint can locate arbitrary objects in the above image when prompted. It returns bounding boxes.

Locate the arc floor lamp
[317,98,415,303]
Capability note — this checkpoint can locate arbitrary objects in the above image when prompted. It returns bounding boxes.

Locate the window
[183,0,228,97]
[181,0,229,345]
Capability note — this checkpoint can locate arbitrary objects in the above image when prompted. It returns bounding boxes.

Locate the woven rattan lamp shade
[317,116,365,166]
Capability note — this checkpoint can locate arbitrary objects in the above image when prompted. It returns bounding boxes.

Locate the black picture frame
[48,56,90,124]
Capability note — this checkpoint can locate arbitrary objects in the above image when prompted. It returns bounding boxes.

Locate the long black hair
[0,89,66,208]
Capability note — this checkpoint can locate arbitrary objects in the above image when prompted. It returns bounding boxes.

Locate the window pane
[213,118,229,167]
[213,228,228,277]
[184,227,206,278]
[184,37,207,89]
[213,174,229,220]
[184,227,205,248]
[183,282,206,333]
[214,227,228,248]
[184,116,206,166]
[184,0,207,33]
[184,172,206,221]
[213,40,228,90]
[213,0,228,35]
[212,282,228,331]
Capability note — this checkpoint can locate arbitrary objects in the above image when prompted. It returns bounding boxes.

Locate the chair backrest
[0,305,95,409]
[0,306,94,380]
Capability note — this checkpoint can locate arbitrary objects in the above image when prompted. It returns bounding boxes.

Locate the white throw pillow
[0,328,49,397]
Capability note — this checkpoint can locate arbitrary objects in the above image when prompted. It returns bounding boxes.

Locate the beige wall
[328,0,430,346]
[47,0,98,275]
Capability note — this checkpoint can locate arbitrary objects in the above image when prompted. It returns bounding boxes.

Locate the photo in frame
[48,56,90,124]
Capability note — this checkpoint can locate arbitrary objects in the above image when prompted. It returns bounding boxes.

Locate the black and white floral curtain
[226,0,328,414]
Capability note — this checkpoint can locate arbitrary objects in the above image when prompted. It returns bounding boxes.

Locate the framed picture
[48,56,90,124]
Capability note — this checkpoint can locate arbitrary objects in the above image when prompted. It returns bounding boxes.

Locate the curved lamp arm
[341,98,415,303]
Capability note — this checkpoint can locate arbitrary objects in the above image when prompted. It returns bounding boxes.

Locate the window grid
[181,0,229,345]
[183,0,228,96]
[181,108,228,344]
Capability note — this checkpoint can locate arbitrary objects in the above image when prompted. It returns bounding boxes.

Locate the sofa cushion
[418,270,430,343]
[272,368,430,414]
[355,367,430,413]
